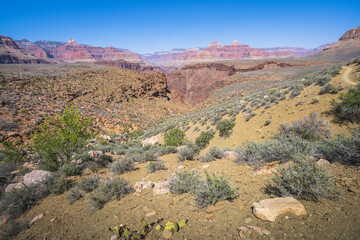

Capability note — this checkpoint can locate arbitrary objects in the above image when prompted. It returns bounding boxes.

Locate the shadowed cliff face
[167,60,308,105]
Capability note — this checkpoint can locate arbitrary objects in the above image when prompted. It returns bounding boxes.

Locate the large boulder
[252,197,306,222]
[222,151,236,159]
[23,170,51,187]
[141,136,159,147]
[5,183,25,192]
[134,181,154,193]
[153,181,170,195]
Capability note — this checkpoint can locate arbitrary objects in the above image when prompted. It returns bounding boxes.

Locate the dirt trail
[340,65,358,85]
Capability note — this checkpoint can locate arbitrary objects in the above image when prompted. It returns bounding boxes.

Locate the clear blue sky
[1,0,359,54]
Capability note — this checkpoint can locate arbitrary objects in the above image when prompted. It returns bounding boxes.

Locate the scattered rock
[202,164,210,169]
[206,214,215,220]
[162,229,173,239]
[110,234,119,240]
[30,213,45,225]
[266,161,280,167]
[222,151,236,159]
[252,166,277,176]
[23,170,51,186]
[252,197,306,222]
[153,181,170,195]
[178,165,185,169]
[100,135,112,142]
[5,182,25,192]
[204,205,223,214]
[141,136,159,147]
[88,150,102,158]
[238,226,271,239]
[245,217,252,224]
[0,215,11,226]
[145,211,156,217]
[316,159,330,166]
[134,181,154,193]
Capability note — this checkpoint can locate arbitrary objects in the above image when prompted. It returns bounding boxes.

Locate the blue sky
[1,0,359,53]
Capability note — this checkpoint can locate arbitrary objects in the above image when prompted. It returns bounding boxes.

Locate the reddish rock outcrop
[339,25,360,41]
[0,36,50,64]
[95,59,161,72]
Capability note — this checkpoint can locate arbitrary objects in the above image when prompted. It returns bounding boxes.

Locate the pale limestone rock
[134,181,154,193]
[141,136,159,147]
[30,213,45,225]
[222,151,236,159]
[23,170,51,187]
[252,166,277,176]
[5,183,25,192]
[153,181,170,195]
[238,225,271,238]
[316,159,330,166]
[252,197,306,222]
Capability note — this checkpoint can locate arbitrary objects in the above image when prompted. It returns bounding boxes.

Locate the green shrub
[44,174,71,195]
[0,220,29,240]
[169,170,201,194]
[146,161,166,173]
[157,146,177,156]
[290,84,304,98]
[164,128,185,147]
[195,130,215,149]
[264,120,272,126]
[332,85,360,123]
[278,112,331,140]
[97,154,113,167]
[319,83,338,95]
[0,140,24,164]
[109,158,135,175]
[195,172,236,208]
[33,106,93,171]
[87,177,133,209]
[216,119,235,137]
[267,155,338,200]
[311,97,320,104]
[245,112,256,122]
[59,162,82,177]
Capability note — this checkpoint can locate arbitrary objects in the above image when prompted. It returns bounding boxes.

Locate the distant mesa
[231,39,240,45]
[67,38,77,44]
[207,41,223,48]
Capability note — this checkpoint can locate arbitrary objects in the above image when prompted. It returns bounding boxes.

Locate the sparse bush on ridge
[278,112,331,141]
[289,83,305,98]
[195,172,236,208]
[77,175,101,192]
[0,220,29,240]
[319,83,338,95]
[59,162,82,177]
[169,170,201,194]
[164,128,186,147]
[146,161,166,173]
[87,177,133,209]
[177,142,200,162]
[201,147,223,162]
[267,155,338,200]
[109,158,135,175]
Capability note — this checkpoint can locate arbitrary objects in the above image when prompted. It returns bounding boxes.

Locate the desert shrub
[289,83,304,98]
[195,172,236,208]
[245,112,256,122]
[87,162,98,172]
[311,97,320,104]
[146,161,166,173]
[267,155,338,200]
[44,174,71,195]
[177,143,200,162]
[0,220,29,240]
[278,112,331,140]
[59,162,82,177]
[201,147,223,162]
[77,175,100,192]
[96,154,113,167]
[138,151,158,163]
[195,130,215,149]
[157,146,177,156]
[67,187,83,204]
[164,128,185,147]
[235,135,314,166]
[169,170,201,194]
[0,140,24,164]
[319,83,338,95]
[87,177,133,209]
[33,105,92,171]
[331,85,360,123]
[109,158,135,175]
[216,119,235,137]
[315,128,360,165]
[264,120,271,126]
[0,184,48,218]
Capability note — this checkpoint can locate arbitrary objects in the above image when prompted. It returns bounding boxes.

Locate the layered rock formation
[95,59,161,72]
[264,43,334,57]
[145,39,293,67]
[167,60,305,105]
[0,36,50,64]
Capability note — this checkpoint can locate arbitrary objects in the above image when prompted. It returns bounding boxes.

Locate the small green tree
[32,106,93,171]
[216,119,235,137]
[332,84,360,123]
[195,130,215,149]
[164,128,185,147]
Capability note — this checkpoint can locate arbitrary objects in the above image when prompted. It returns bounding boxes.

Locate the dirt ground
[15,153,360,240]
